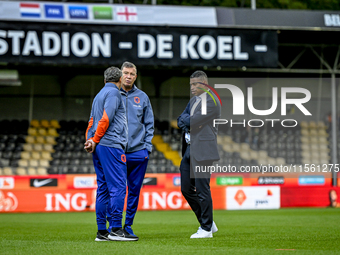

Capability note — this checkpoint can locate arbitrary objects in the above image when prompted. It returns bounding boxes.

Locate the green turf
[0,208,339,255]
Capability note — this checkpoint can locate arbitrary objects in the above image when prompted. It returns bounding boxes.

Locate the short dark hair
[104,66,122,82]
[121,61,137,73]
[190,70,208,82]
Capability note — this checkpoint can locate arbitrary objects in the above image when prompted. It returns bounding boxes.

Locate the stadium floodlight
[0,70,22,86]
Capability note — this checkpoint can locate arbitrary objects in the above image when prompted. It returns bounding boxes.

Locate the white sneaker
[211,221,218,233]
[190,228,213,238]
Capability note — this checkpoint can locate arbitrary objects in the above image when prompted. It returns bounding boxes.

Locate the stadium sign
[0,22,277,67]
[226,186,280,210]
[258,176,284,185]
[45,192,88,211]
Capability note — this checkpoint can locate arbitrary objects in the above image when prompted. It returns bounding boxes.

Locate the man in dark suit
[177,70,221,238]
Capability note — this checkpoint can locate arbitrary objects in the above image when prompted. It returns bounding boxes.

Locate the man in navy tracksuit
[108,62,154,240]
[85,66,137,242]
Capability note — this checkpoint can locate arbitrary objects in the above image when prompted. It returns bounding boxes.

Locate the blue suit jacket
[177,91,221,162]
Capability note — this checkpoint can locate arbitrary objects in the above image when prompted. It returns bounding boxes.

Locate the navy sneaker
[124,225,139,240]
[108,228,138,241]
[95,231,110,241]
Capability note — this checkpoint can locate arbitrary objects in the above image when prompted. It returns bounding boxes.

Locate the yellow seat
[300,121,308,129]
[21,151,31,160]
[28,167,37,175]
[28,127,38,136]
[309,121,317,129]
[3,167,13,175]
[223,136,233,143]
[232,143,240,152]
[39,160,50,168]
[276,157,286,165]
[45,136,56,145]
[23,144,33,151]
[33,144,43,152]
[172,158,181,167]
[152,135,163,145]
[40,120,50,128]
[16,167,27,175]
[38,128,47,136]
[37,167,48,175]
[25,136,36,144]
[41,151,52,160]
[170,120,179,129]
[43,144,54,153]
[223,144,232,152]
[29,160,39,167]
[240,143,250,151]
[30,119,40,128]
[31,152,41,160]
[250,151,258,159]
[164,151,181,160]
[47,128,59,137]
[50,119,61,129]
[154,143,170,152]
[18,159,28,167]
[36,136,45,144]
[240,151,250,160]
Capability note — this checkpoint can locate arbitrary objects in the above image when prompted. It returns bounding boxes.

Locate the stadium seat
[40,120,50,128]
[37,167,48,175]
[41,152,52,160]
[36,136,45,144]
[16,167,27,175]
[23,144,33,152]
[43,144,54,153]
[28,167,37,175]
[33,144,43,152]
[50,120,61,129]
[25,136,35,144]
[45,136,57,145]
[29,160,39,167]
[30,119,40,128]
[48,128,59,137]
[31,152,41,160]
[0,159,10,167]
[39,160,50,168]
[21,151,31,160]
[28,128,38,136]
[48,166,59,174]
[3,167,13,175]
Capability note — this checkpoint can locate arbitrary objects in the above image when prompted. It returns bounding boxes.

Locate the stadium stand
[0,119,333,175]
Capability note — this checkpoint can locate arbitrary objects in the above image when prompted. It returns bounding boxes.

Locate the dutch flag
[20,3,41,18]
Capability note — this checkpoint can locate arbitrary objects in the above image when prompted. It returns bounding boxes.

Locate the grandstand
[0,2,339,217]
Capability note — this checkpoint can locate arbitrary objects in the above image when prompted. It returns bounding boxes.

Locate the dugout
[0,2,340,185]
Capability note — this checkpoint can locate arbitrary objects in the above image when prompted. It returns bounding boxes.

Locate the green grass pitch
[0,208,339,255]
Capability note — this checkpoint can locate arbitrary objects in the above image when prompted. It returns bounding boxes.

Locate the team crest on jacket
[134,97,140,104]
[121,154,126,163]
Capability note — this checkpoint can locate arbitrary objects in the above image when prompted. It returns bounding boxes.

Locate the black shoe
[95,231,110,241]
[108,228,138,241]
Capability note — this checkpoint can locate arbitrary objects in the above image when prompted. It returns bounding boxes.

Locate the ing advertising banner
[0,22,278,67]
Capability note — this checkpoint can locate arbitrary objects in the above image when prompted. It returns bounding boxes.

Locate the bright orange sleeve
[92,109,110,143]
[85,117,94,141]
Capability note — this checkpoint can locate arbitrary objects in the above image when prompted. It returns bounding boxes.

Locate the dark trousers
[179,145,213,231]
